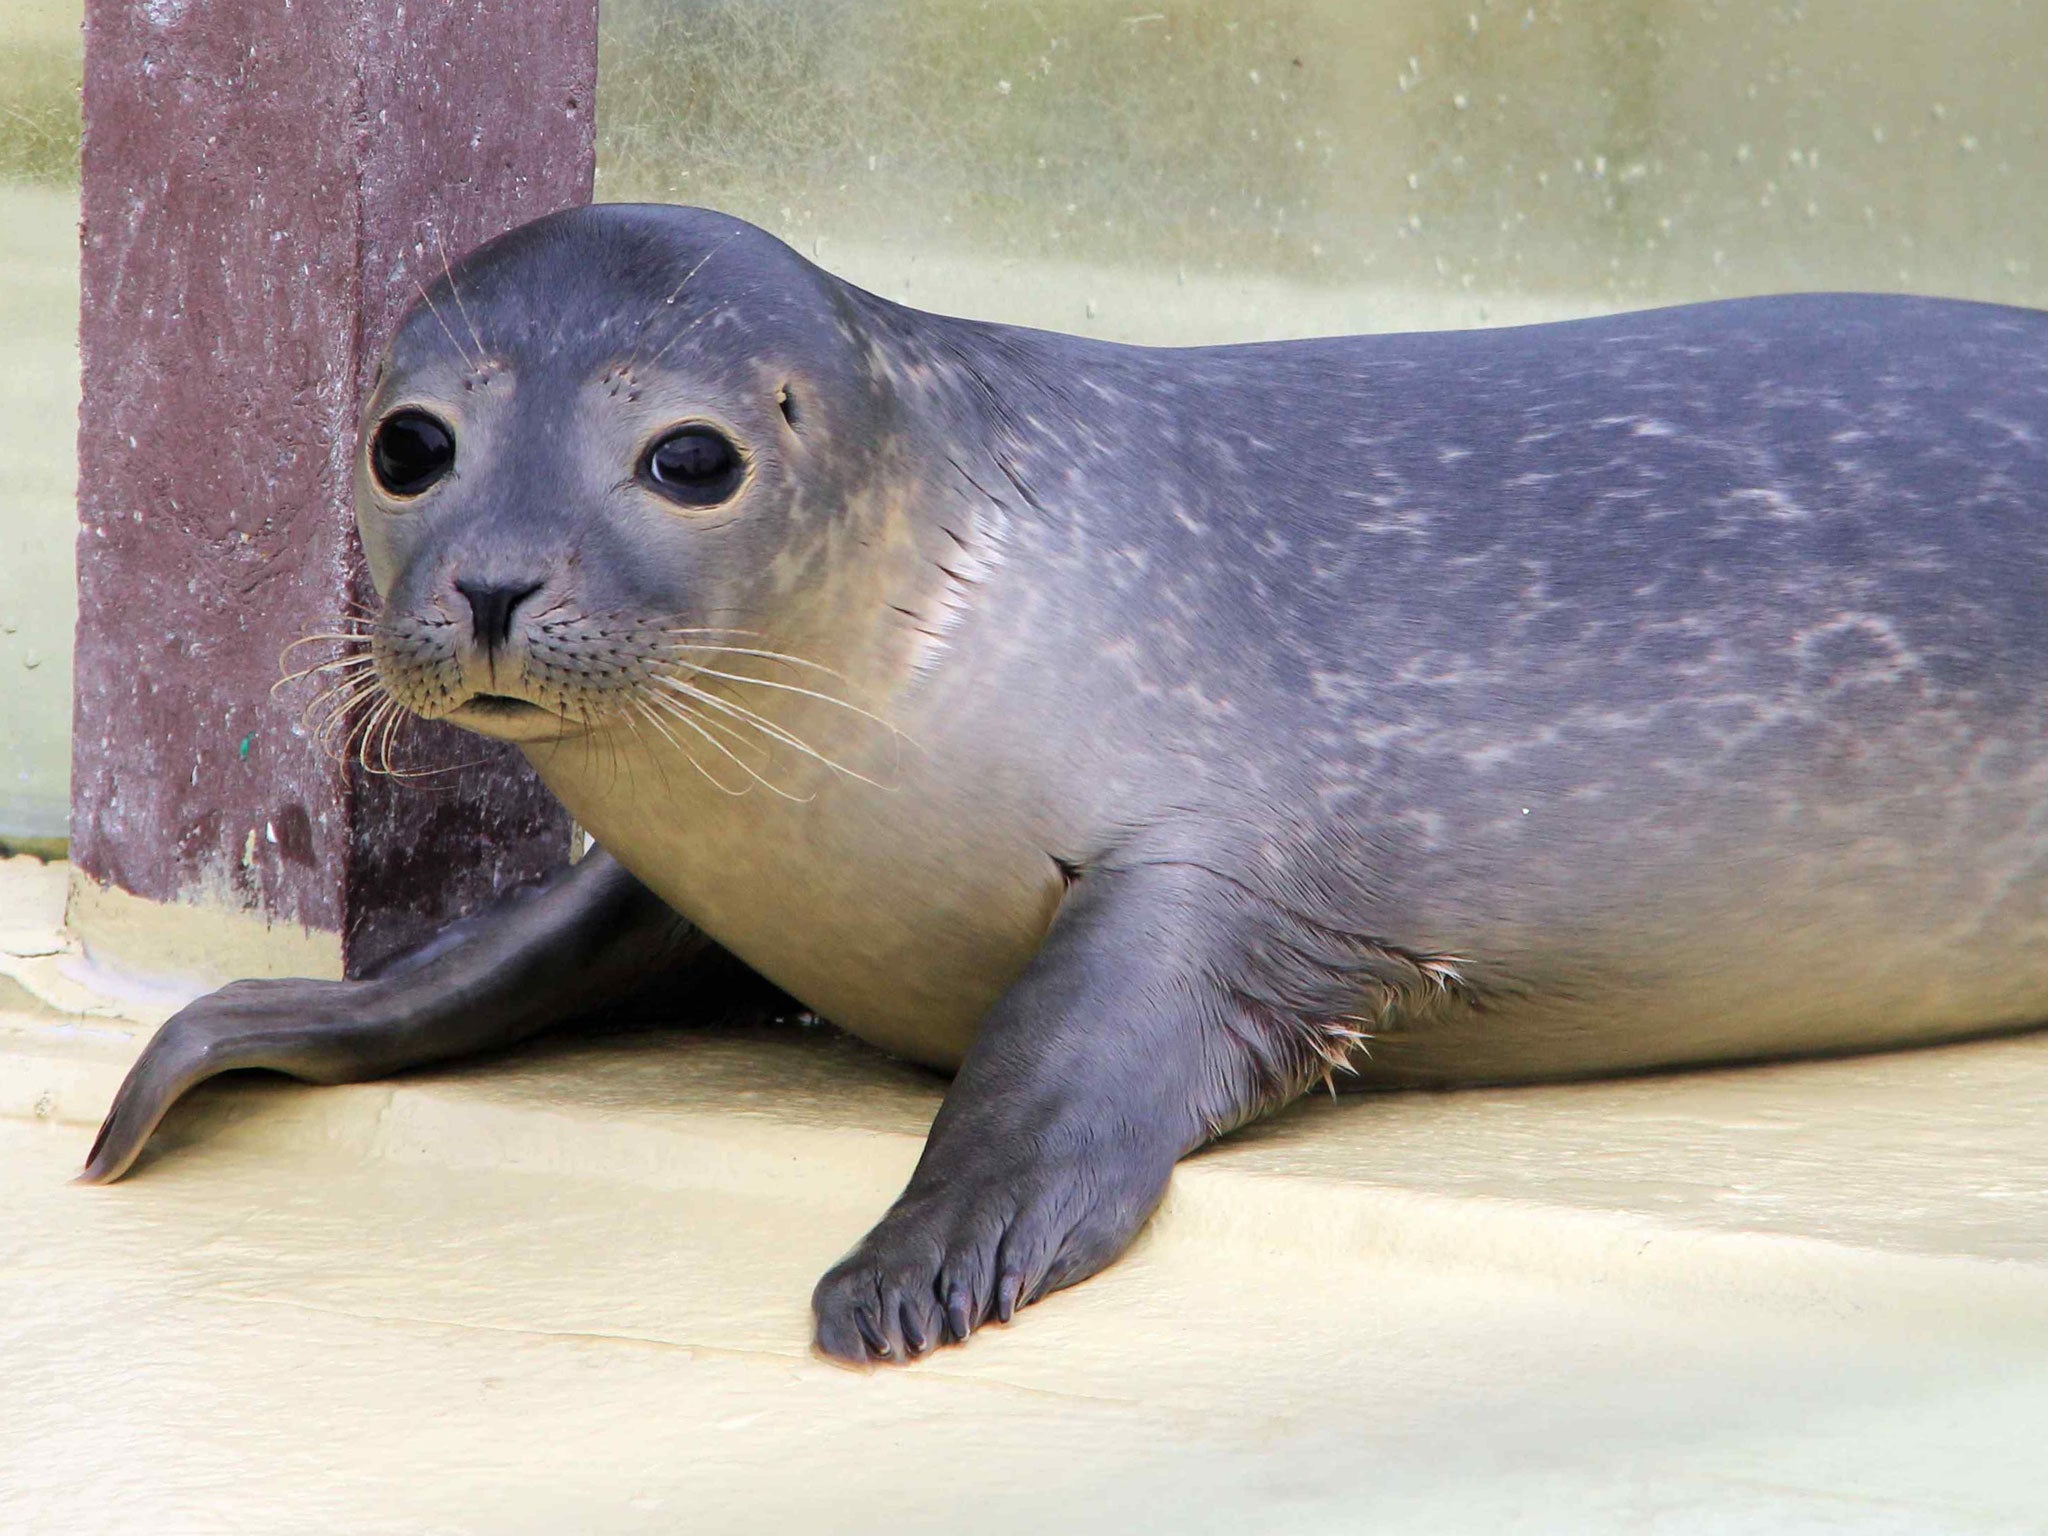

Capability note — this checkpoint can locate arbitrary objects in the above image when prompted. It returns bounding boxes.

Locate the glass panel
[597,0,2048,344]
[0,0,81,851]
[8,0,2045,848]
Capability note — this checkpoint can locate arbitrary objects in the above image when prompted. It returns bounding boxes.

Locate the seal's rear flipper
[78,849,725,1185]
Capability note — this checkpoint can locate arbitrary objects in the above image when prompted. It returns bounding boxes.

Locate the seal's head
[354,204,909,747]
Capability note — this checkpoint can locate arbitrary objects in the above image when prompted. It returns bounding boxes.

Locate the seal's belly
[545,697,2048,1083]
[538,738,1063,1071]
[1350,893,2048,1088]
[1343,727,2048,1086]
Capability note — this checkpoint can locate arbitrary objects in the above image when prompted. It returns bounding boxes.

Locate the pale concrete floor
[5,857,2048,1534]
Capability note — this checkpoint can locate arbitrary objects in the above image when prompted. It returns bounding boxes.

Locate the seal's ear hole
[641,425,744,508]
[777,384,800,431]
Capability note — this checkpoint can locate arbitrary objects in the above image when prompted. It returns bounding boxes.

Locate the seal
[81,204,2048,1364]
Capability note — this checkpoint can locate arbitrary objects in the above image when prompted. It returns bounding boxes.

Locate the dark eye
[369,409,455,497]
[643,426,743,506]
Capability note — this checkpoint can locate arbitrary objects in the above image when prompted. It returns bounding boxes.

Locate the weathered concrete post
[72,1,597,986]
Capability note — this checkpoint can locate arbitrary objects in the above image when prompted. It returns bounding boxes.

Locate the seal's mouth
[464,693,547,716]
[443,691,583,743]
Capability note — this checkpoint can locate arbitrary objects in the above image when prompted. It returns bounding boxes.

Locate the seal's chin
[442,693,587,743]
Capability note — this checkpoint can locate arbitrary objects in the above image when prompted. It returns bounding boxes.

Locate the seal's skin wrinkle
[86,204,2048,1367]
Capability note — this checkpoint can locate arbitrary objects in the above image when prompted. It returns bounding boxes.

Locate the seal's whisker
[630,704,737,798]
[311,674,409,769]
[309,703,381,760]
[634,695,739,791]
[336,689,392,754]
[570,698,619,797]
[284,648,378,670]
[294,635,528,781]
[284,623,379,642]
[631,697,755,799]
[412,276,480,374]
[307,690,365,751]
[662,661,906,744]
[274,653,378,693]
[378,705,442,781]
[360,697,393,776]
[439,238,488,366]
[654,677,883,791]
[305,696,382,749]
[654,677,845,765]
[336,694,395,769]
[279,630,378,663]
[641,691,814,803]
[374,694,407,777]
[278,630,380,674]
[615,702,674,802]
[661,692,870,788]
[645,239,733,325]
[364,700,419,780]
[304,662,384,709]
[275,666,378,709]
[330,694,461,782]
[661,642,852,680]
[632,233,741,369]
[304,674,387,737]
[642,299,738,373]
[602,699,646,800]
[318,699,362,761]
[645,684,771,762]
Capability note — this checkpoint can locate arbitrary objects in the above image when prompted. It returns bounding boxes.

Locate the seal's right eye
[642,426,744,507]
[370,409,456,497]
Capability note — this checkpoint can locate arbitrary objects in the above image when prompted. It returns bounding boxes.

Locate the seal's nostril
[455,580,543,651]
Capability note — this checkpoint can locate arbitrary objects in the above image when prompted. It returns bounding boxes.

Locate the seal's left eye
[643,426,742,507]
[370,409,455,497]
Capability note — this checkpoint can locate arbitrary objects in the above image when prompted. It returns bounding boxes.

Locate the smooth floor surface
[5,859,2048,1534]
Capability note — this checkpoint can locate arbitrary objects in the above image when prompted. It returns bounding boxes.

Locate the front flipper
[811,860,1336,1363]
[81,849,774,1183]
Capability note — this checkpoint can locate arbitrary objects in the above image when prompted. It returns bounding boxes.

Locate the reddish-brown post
[72,2,596,983]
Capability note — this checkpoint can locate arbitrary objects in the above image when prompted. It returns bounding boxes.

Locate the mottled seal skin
[84,205,2048,1364]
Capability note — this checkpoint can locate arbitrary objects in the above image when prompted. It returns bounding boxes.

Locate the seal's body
[555,289,2048,1086]
[85,206,2048,1363]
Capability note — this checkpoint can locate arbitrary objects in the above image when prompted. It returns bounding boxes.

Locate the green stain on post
[238,735,253,760]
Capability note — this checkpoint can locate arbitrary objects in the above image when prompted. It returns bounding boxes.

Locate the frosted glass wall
[0,0,80,852]
[597,0,2047,344]
[6,1,2046,847]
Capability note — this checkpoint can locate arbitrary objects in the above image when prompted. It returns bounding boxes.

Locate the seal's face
[352,205,896,751]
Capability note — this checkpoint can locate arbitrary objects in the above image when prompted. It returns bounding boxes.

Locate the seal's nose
[456,579,543,653]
